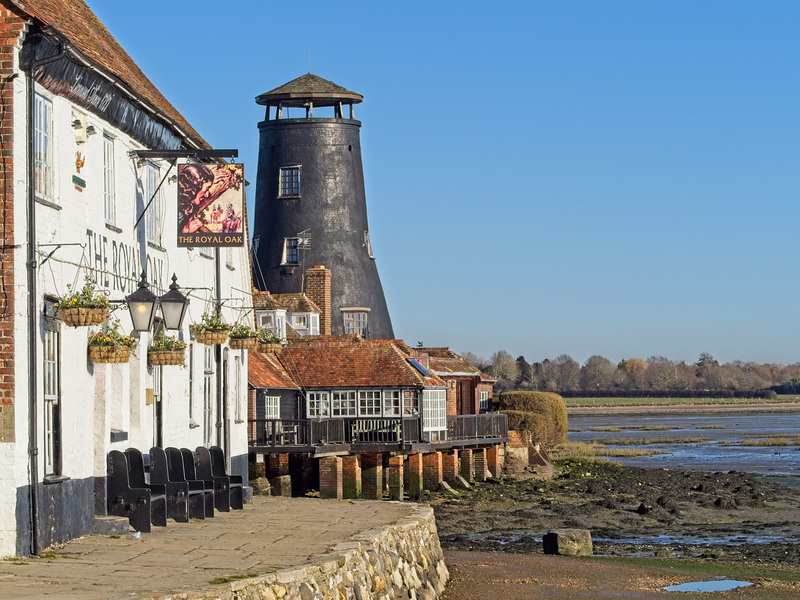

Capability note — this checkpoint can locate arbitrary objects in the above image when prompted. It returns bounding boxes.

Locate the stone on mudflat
[542,529,593,556]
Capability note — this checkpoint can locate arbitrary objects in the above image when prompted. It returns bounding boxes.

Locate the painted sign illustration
[177,163,244,247]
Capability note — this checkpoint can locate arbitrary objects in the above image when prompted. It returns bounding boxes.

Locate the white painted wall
[0,65,252,556]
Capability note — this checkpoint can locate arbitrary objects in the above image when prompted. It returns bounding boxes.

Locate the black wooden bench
[150,447,207,520]
[123,448,174,523]
[195,446,234,512]
[209,445,244,510]
[107,450,166,533]
[166,447,215,518]
[178,448,216,517]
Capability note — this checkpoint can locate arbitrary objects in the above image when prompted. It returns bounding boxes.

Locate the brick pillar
[423,452,443,490]
[486,445,501,478]
[405,453,423,496]
[474,448,489,481]
[318,456,343,499]
[460,448,474,482]
[304,265,332,335]
[265,453,290,478]
[442,450,459,485]
[342,455,362,499]
[361,453,383,499]
[387,455,404,501]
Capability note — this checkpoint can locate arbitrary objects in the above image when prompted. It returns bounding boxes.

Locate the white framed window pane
[403,390,418,415]
[423,389,447,432]
[307,391,329,417]
[331,391,357,416]
[103,134,116,225]
[343,312,367,336]
[383,390,400,416]
[34,94,54,201]
[264,396,280,419]
[279,166,300,196]
[145,163,162,245]
[358,390,381,417]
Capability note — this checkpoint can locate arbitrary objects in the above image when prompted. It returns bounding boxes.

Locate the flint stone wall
[191,504,449,600]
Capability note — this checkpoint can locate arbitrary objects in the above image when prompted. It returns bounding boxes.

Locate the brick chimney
[305,265,331,335]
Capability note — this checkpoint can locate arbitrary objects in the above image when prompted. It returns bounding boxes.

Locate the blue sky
[89,1,800,365]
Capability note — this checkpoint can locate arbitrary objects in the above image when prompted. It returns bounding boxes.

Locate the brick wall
[304,265,331,335]
[318,456,343,500]
[0,5,24,430]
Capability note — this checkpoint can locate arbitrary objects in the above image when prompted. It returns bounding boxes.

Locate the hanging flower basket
[148,350,186,366]
[60,307,108,327]
[257,341,282,354]
[193,329,229,345]
[88,345,131,364]
[229,337,257,350]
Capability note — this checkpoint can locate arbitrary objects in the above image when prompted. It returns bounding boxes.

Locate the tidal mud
[430,460,800,564]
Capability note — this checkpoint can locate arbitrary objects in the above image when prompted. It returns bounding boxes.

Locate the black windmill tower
[252,73,394,339]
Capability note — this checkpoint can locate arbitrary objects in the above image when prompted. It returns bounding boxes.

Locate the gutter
[20,28,66,557]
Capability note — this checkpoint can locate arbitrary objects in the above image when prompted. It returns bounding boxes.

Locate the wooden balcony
[248,413,508,454]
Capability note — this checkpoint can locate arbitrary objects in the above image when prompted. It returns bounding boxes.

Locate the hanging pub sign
[177,163,245,247]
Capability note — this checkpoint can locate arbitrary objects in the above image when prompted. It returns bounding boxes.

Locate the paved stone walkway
[0,496,413,599]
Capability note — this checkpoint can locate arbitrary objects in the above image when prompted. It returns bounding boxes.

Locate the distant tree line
[459,351,800,398]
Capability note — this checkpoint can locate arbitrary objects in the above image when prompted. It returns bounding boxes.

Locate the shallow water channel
[567,409,800,485]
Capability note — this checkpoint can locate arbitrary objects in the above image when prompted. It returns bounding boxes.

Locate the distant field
[564,394,800,408]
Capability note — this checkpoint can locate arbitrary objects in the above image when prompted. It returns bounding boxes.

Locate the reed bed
[719,435,800,447]
[550,441,666,460]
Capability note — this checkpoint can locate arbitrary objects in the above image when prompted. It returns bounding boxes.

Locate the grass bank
[565,394,799,409]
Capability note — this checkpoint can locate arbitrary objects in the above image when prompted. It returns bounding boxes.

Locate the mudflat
[431,460,800,598]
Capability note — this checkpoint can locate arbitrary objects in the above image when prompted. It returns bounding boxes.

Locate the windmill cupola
[256,73,363,120]
[252,73,394,339]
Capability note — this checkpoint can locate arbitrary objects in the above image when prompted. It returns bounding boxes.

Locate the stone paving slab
[0,496,413,600]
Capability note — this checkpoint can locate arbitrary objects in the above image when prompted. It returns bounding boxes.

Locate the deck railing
[249,413,507,449]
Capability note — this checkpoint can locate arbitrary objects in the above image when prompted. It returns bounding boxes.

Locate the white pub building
[0,0,252,555]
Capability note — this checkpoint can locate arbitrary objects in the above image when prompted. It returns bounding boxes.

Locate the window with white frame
[264,395,280,419]
[480,390,489,411]
[343,311,367,337]
[307,391,329,417]
[358,390,382,416]
[144,162,163,246]
[103,134,116,225]
[43,320,60,476]
[279,166,300,197]
[203,346,215,444]
[332,390,357,416]
[403,390,419,415]
[309,314,319,335]
[422,389,447,432]
[188,343,195,424]
[258,312,274,329]
[293,314,308,329]
[34,93,54,202]
[383,390,401,416]
[282,238,299,264]
[234,354,242,422]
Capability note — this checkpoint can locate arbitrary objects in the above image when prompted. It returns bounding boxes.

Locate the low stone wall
[192,503,449,600]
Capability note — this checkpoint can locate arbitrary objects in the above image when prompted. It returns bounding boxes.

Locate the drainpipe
[21,30,66,556]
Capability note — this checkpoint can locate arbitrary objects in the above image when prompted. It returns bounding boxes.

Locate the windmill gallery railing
[248,413,508,449]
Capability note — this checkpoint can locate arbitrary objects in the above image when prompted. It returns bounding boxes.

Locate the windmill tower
[252,74,394,339]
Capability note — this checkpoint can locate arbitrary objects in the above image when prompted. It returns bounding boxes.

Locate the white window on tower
[279,166,300,197]
[342,310,368,337]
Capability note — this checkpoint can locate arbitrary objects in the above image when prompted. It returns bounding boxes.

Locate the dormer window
[342,309,368,337]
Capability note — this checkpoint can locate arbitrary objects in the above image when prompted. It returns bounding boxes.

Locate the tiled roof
[253,290,284,310]
[15,0,206,148]
[248,351,298,389]
[427,355,482,377]
[274,293,321,314]
[401,346,488,379]
[278,338,446,389]
[256,73,363,106]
